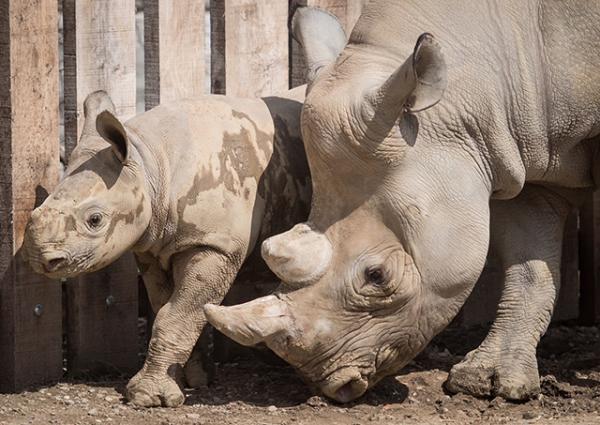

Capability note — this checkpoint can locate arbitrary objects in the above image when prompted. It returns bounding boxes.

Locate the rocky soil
[1,323,599,425]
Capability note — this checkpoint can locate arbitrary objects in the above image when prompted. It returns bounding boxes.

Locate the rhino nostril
[44,256,67,273]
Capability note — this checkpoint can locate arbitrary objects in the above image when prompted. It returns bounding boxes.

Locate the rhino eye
[365,266,387,286]
[87,213,103,229]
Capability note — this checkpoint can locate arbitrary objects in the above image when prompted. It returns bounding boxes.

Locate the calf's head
[24,91,151,278]
[206,8,494,402]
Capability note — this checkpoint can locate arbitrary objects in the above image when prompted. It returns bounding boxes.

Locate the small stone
[407,396,419,404]
[267,405,277,412]
[522,411,540,420]
[87,408,98,416]
[186,413,200,420]
[306,396,327,408]
[104,396,115,403]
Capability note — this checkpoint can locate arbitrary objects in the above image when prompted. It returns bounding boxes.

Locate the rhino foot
[445,348,540,401]
[183,355,209,388]
[126,370,185,408]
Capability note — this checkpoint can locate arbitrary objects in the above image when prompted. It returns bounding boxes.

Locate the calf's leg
[127,248,239,407]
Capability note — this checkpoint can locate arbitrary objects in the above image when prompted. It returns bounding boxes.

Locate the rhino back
[125,95,294,267]
[345,0,600,189]
[127,95,309,266]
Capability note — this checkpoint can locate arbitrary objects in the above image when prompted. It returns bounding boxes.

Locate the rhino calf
[24,88,310,407]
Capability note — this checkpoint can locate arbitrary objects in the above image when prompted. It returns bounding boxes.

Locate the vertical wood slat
[144,0,205,110]
[0,0,62,391]
[579,193,600,325]
[289,0,367,88]
[62,0,139,376]
[554,211,579,321]
[211,0,289,97]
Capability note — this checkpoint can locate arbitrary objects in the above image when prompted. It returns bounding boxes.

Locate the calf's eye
[365,266,387,286]
[87,213,103,229]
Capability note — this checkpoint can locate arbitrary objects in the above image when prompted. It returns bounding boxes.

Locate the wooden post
[554,211,579,321]
[579,193,600,325]
[211,0,289,96]
[62,0,139,376]
[144,0,205,110]
[289,0,367,88]
[0,0,62,391]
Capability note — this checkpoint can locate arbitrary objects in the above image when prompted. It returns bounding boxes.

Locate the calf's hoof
[445,348,540,401]
[126,371,185,408]
[184,356,209,388]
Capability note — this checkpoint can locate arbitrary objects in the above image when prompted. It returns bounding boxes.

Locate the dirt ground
[1,323,600,425]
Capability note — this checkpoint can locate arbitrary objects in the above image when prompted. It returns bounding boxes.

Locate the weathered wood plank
[0,0,62,391]
[62,0,139,376]
[65,259,139,374]
[579,193,600,325]
[63,0,137,159]
[289,0,367,87]
[212,0,289,96]
[144,0,205,110]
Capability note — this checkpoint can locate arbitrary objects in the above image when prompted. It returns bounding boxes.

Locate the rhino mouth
[319,366,370,403]
[26,247,81,279]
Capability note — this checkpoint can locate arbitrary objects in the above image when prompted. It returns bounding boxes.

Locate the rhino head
[205,8,498,402]
[24,91,151,278]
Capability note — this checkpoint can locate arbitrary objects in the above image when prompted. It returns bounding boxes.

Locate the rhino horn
[368,33,447,122]
[204,296,293,346]
[261,223,332,286]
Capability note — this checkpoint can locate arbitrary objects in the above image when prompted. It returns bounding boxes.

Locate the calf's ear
[96,110,130,164]
[82,90,116,134]
[291,7,347,83]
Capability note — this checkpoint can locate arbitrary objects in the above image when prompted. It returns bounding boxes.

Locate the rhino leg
[183,327,214,388]
[127,248,238,407]
[136,252,173,313]
[446,185,572,401]
[136,252,211,388]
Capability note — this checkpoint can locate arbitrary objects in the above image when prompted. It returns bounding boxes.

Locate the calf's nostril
[44,257,66,272]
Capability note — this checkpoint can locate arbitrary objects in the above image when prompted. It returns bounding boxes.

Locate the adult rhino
[24,88,310,407]
[205,1,600,403]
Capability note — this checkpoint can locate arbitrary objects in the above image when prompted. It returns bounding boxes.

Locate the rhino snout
[320,367,369,403]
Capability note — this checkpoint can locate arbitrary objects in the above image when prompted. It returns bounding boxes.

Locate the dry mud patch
[1,324,599,425]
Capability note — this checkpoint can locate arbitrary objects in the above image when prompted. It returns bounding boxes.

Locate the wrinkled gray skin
[24,88,310,407]
[205,1,600,403]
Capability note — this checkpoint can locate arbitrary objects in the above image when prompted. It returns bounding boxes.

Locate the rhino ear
[291,7,347,83]
[82,90,116,135]
[96,110,130,163]
[368,33,447,120]
[406,33,448,112]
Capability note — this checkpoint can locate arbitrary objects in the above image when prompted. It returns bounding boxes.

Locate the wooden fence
[0,0,598,393]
